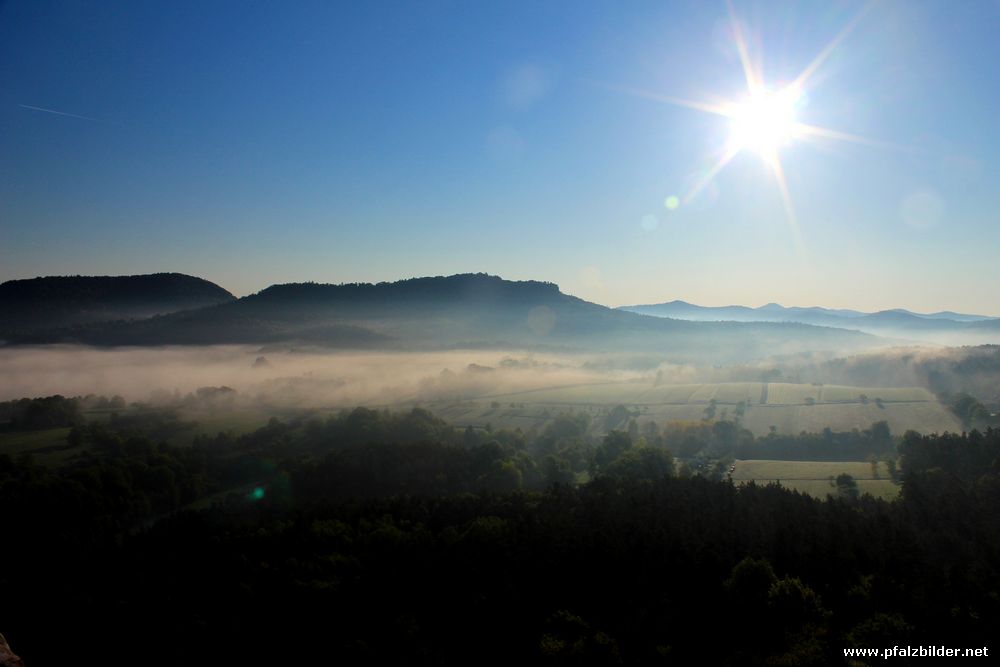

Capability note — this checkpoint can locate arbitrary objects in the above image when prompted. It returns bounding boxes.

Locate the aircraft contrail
[18,103,100,122]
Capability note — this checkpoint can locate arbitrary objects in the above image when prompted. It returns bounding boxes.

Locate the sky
[2,0,1000,315]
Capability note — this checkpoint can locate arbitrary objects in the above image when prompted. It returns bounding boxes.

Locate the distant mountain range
[621,300,993,322]
[0,273,880,362]
[0,273,235,331]
[618,300,1000,344]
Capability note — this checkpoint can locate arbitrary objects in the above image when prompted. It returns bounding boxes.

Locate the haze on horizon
[3,0,1000,315]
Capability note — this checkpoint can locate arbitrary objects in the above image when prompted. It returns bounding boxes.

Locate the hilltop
[0,273,235,331]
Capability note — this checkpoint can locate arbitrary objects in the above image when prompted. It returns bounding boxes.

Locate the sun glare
[610,2,877,245]
[727,87,801,156]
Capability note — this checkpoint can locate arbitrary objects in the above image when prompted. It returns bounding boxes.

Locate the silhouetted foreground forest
[1,404,998,665]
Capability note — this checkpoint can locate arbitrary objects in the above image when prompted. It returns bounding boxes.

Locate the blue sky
[2,0,999,314]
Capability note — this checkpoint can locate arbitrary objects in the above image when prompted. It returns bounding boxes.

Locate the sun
[726,86,802,157]
[605,1,878,248]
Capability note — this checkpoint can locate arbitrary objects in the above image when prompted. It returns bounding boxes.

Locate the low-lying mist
[2,343,997,409]
[0,345,643,408]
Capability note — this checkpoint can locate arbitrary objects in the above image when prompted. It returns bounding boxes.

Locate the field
[421,381,962,437]
[731,459,901,500]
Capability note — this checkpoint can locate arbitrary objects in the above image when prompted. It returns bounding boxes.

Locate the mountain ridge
[0,273,879,362]
[618,299,1000,344]
[621,300,993,321]
[0,272,235,331]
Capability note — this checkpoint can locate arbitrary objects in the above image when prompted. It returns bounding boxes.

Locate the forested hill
[249,274,564,305]
[0,273,235,330]
[3,273,881,361]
